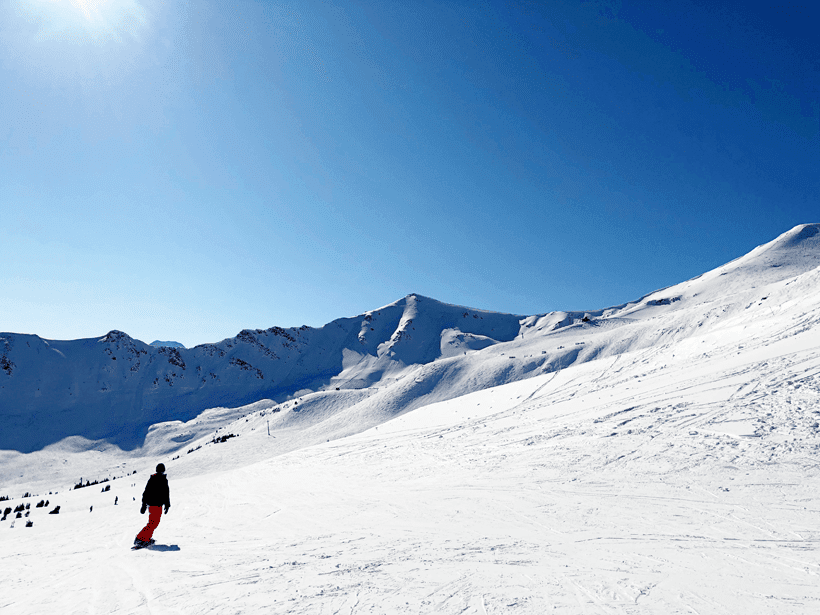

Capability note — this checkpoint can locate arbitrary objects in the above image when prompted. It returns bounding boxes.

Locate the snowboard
[131,539,155,550]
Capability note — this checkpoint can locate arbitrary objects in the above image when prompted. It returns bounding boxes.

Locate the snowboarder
[133,463,171,549]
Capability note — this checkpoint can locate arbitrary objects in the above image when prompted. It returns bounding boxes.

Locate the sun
[19,0,149,43]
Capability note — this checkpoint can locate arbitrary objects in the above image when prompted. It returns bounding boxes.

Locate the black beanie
[156,463,166,474]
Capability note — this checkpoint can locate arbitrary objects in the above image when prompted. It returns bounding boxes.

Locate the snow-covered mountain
[2,224,820,614]
[0,294,525,452]
[149,341,185,349]
[2,224,819,457]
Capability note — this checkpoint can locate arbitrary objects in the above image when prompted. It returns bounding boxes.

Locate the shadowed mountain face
[2,224,819,454]
[0,295,524,452]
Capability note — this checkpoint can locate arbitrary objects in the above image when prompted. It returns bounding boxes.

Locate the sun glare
[73,0,112,23]
[20,0,149,43]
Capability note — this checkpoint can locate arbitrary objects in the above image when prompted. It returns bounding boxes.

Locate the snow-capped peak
[1,224,818,458]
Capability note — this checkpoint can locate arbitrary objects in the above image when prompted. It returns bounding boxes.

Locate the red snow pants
[136,506,162,542]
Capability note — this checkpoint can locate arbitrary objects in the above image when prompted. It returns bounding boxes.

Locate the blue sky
[1,0,817,348]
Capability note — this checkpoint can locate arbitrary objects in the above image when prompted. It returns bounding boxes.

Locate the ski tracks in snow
[4,316,820,613]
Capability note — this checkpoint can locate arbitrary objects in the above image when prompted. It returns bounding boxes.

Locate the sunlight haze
[1,0,817,347]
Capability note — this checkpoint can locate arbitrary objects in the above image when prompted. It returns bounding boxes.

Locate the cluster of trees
[72,470,135,491]
[3,502,31,521]
[3,472,130,527]
[2,499,61,522]
[74,477,108,490]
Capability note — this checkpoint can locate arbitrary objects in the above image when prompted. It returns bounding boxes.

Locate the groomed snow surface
[3,224,820,614]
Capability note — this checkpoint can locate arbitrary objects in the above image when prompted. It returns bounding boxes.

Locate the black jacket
[142,473,170,508]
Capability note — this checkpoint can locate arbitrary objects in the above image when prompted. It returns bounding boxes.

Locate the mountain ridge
[150,340,186,349]
[0,294,528,452]
[1,224,818,455]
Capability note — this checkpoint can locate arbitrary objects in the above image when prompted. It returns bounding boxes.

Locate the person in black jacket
[134,463,171,547]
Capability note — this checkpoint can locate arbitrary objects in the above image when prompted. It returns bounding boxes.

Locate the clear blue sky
[2,0,818,348]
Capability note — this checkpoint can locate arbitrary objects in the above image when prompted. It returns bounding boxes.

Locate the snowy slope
[0,294,525,452]
[1,224,820,613]
[161,222,820,469]
[2,224,820,466]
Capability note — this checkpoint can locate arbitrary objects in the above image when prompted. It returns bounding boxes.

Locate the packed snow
[2,224,820,613]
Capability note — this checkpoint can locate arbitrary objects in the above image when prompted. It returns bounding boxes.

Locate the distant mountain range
[1,224,818,454]
[0,293,529,452]
[150,341,186,349]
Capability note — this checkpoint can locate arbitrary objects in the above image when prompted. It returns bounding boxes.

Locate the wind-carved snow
[2,224,820,614]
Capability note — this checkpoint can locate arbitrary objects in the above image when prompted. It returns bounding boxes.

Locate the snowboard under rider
[134,463,171,547]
